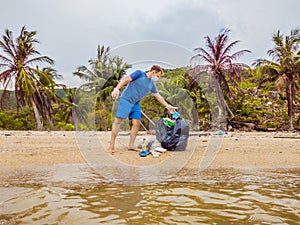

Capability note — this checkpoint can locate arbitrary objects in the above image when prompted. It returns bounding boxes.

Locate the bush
[55,122,74,131]
[76,123,89,131]
[0,111,34,130]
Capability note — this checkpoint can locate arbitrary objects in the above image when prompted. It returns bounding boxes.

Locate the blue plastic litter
[217,130,225,135]
[139,150,151,157]
[172,111,180,119]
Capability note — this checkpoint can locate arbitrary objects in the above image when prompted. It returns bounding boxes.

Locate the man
[108,65,177,153]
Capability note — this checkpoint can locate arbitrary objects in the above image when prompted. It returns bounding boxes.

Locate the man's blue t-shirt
[120,70,158,104]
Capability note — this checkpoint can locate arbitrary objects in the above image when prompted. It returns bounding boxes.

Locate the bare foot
[128,146,140,152]
[107,147,115,154]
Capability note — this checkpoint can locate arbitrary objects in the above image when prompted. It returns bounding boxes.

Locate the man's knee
[132,119,141,126]
[114,117,124,125]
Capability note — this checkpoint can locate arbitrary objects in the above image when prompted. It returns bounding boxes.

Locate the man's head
[150,65,163,78]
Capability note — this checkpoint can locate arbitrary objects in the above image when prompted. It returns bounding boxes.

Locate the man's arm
[115,75,132,90]
[152,92,177,113]
[111,75,133,99]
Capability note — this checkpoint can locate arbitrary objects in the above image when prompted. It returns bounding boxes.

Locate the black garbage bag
[156,115,189,151]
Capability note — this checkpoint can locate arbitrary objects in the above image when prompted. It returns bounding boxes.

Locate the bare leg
[128,119,141,151]
[108,117,123,153]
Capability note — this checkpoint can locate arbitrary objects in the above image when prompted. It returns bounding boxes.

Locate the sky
[0,0,299,87]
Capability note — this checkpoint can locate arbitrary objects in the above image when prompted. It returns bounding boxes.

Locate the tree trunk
[49,116,55,131]
[191,103,199,130]
[216,84,230,131]
[208,71,233,131]
[286,81,294,130]
[31,98,43,130]
[102,101,107,131]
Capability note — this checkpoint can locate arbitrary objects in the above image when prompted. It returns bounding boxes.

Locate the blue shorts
[116,98,142,120]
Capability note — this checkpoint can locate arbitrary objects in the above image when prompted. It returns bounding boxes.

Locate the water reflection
[1,181,299,224]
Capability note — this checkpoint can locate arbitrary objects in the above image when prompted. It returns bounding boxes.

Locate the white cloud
[206,0,300,62]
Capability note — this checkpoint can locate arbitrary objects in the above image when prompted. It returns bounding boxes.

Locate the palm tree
[0,26,55,130]
[191,29,251,130]
[73,45,131,130]
[57,87,88,126]
[59,88,76,124]
[32,67,64,130]
[254,28,300,130]
[183,70,210,129]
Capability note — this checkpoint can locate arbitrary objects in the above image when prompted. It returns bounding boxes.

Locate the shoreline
[1,164,299,188]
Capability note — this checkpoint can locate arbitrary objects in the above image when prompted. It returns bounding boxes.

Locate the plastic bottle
[140,138,151,157]
[142,138,147,152]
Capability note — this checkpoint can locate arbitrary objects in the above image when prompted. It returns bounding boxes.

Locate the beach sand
[0,130,299,186]
[1,130,299,168]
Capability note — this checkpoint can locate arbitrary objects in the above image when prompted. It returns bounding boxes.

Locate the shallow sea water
[0,166,299,225]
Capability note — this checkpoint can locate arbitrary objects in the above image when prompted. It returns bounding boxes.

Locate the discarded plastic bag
[156,115,189,151]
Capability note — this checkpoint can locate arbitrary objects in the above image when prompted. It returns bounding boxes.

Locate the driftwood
[273,136,300,139]
[228,119,269,132]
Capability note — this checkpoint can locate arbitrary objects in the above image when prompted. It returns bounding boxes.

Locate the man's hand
[111,88,120,100]
[152,93,177,113]
[166,104,177,113]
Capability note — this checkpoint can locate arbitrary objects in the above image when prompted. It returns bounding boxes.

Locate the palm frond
[25,56,54,66]
[230,49,251,61]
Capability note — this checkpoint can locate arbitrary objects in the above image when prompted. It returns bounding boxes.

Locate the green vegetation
[0,27,300,131]
[253,28,300,130]
[190,29,251,130]
[0,26,63,130]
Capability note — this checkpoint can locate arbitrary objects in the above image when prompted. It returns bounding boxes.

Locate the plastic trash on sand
[151,151,160,158]
[156,114,189,151]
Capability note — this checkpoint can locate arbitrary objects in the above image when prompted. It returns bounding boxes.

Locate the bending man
[109,65,176,153]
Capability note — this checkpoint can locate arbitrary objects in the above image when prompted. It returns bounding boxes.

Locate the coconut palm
[183,70,210,129]
[57,87,89,126]
[191,29,251,130]
[59,87,76,124]
[73,45,131,130]
[0,26,55,130]
[254,28,300,130]
[32,67,64,130]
